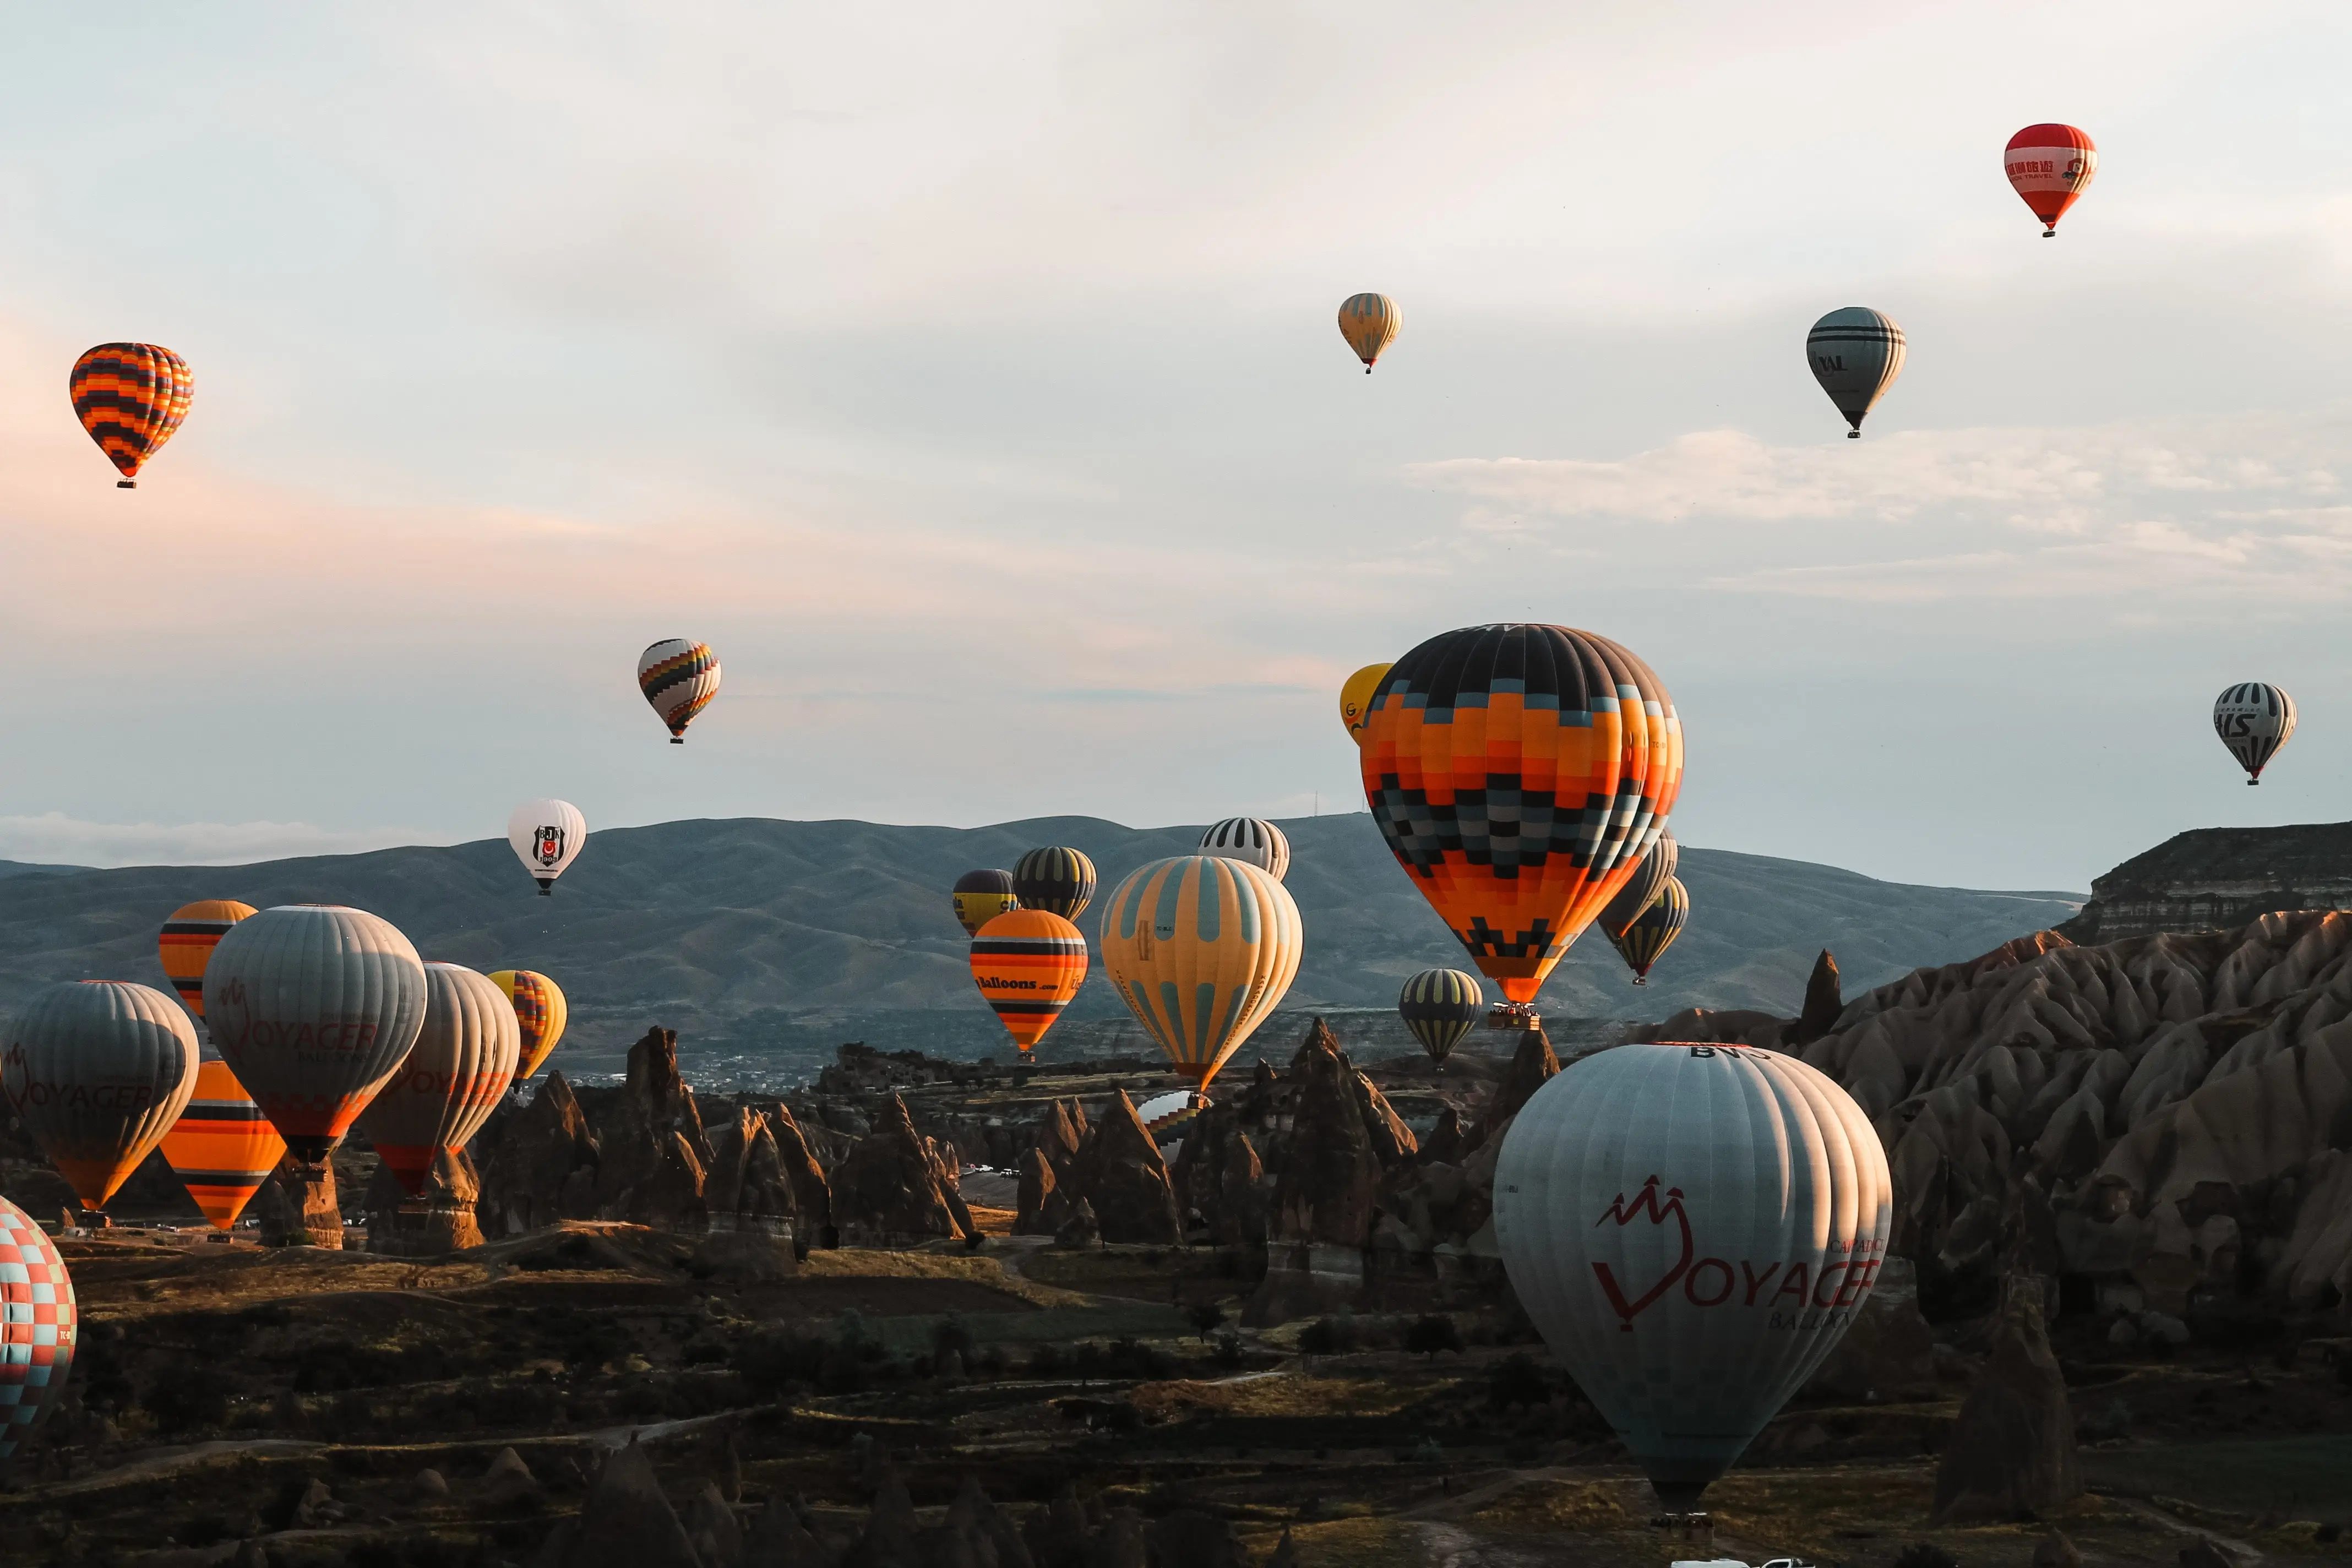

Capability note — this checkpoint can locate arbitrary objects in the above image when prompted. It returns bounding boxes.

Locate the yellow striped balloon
[1099,855,1302,1090]
[1398,968,1483,1065]
[160,1059,286,1231]
[157,900,257,1020]
[488,969,568,1080]
[1013,846,1097,918]
[1337,293,1401,373]
[1340,662,1393,743]
[1608,875,1689,984]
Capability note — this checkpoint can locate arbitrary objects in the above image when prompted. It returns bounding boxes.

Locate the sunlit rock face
[1644,909,2352,1320]
[2060,821,2352,943]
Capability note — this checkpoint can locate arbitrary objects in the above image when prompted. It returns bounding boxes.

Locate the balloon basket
[1651,1511,1714,1553]
[1483,1003,1541,1032]
[117,480,136,489]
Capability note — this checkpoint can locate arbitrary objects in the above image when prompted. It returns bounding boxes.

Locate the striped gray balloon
[1199,817,1291,882]
[1805,307,1905,437]
[1495,1042,1891,1511]
[2,981,198,1209]
[1597,827,1678,940]
[203,905,428,1162]
[355,963,521,1195]
[2212,682,2295,784]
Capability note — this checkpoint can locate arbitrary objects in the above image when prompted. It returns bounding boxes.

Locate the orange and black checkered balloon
[70,343,192,488]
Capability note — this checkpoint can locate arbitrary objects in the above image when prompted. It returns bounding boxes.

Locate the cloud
[0,814,456,869]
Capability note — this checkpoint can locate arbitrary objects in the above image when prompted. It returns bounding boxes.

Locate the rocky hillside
[1641,910,2352,1324]
[0,813,2078,1080]
[2059,820,2352,943]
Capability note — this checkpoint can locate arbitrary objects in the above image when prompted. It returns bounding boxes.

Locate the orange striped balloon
[160,1060,285,1231]
[70,342,193,488]
[488,969,568,1079]
[158,901,257,1020]
[970,908,1087,1057]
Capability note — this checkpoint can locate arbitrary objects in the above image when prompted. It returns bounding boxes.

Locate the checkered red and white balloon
[0,1196,75,1459]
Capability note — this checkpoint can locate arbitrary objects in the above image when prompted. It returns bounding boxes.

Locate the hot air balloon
[160,1060,286,1232]
[70,342,192,488]
[509,799,586,895]
[1608,875,1688,984]
[1494,1042,1891,1512]
[1133,1088,1210,1151]
[356,964,520,1196]
[2005,124,2097,237]
[2,982,199,1211]
[203,905,429,1161]
[1099,855,1302,1089]
[157,900,257,1024]
[1012,846,1097,918]
[1337,293,1400,373]
[969,908,1088,1058]
[2214,683,2296,785]
[0,1196,75,1460]
[1340,662,1393,743]
[1359,623,1681,1027]
[952,869,1020,938]
[1398,968,1483,1066]
[488,969,568,1079]
[1597,829,1679,941]
[638,639,721,743]
[1200,817,1291,881]
[1806,308,1904,438]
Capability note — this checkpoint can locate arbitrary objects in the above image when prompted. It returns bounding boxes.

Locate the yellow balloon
[1338,293,1401,372]
[1099,854,1302,1091]
[1340,662,1393,744]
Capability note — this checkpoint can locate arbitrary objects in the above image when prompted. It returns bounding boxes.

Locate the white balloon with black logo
[507,798,587,895]
[1494,1041,1891,1511]
[2212,682,2295,785]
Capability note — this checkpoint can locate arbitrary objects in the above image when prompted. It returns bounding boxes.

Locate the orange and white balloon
[2004,124,2096,237]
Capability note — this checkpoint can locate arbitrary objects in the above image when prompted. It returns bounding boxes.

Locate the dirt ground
[8,1227,2351,1567]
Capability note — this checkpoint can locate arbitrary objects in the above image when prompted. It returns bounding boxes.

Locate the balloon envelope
[1597,830,1678,942]
[638,639,721,743]
[204,905,429,1161]
[1134,1088,1210,1148]
[970,908,1088,1055]
[1340,662,1393,743]
[1495,1042,1891,1510]
[1199,818,1291,881]
[357,964,520,1196]
[1012,846,1097,918]
[1358,623,1681,1004]
[2005,123,2096,234]
[1806,308,1904,437]
[70,342,192,486]
[1609,874,1689,983]
[2213,682,2295,784]
[0,1196,75,1460]
[1337,293,1401,371]
[160,1059,286,1231]
[1398,968,1483,1065]
[1100,854,1302,1088]
[509,799,587,895]
[488,969,568,1080]
[2,981,199,1208]
[158,900,257,1021]
[952,869,1020,938]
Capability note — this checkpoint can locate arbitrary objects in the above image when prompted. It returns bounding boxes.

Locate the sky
[1,3,2349,889]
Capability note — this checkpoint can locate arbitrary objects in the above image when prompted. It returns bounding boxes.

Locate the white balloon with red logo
[1494,1041,1892,1511]
[507,798,586,896]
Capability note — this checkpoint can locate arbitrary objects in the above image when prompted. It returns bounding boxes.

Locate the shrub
[1211,1332,1245,1370]
[1488,1352,1548,1413]
[933,1314,975,1361]
[1187,1302,1229,1343]
[1893,1544,1960,1568]
[1404,1314,1462,1360]
[1028,1342,1067,1378]
[146,1365,236,1434]
[1300,1315,1359,1357]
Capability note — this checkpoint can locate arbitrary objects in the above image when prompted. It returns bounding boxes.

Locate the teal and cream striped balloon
[1608,875,1688,984]
[1099,854,1302,1090]
[1398,968,1483,1065]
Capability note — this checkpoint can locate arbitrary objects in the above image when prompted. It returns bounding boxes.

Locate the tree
[1187,1301,1229,1344]
[1404,1314,1462,1360]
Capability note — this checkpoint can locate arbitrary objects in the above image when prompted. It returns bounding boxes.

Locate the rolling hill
[0,813,2079,1083]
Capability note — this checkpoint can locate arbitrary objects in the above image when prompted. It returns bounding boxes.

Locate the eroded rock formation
[477,1071,601,1236]
[828,1094,971,1245]
[1933,1271,2082,1522]
[1064,1090,1182,1245]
